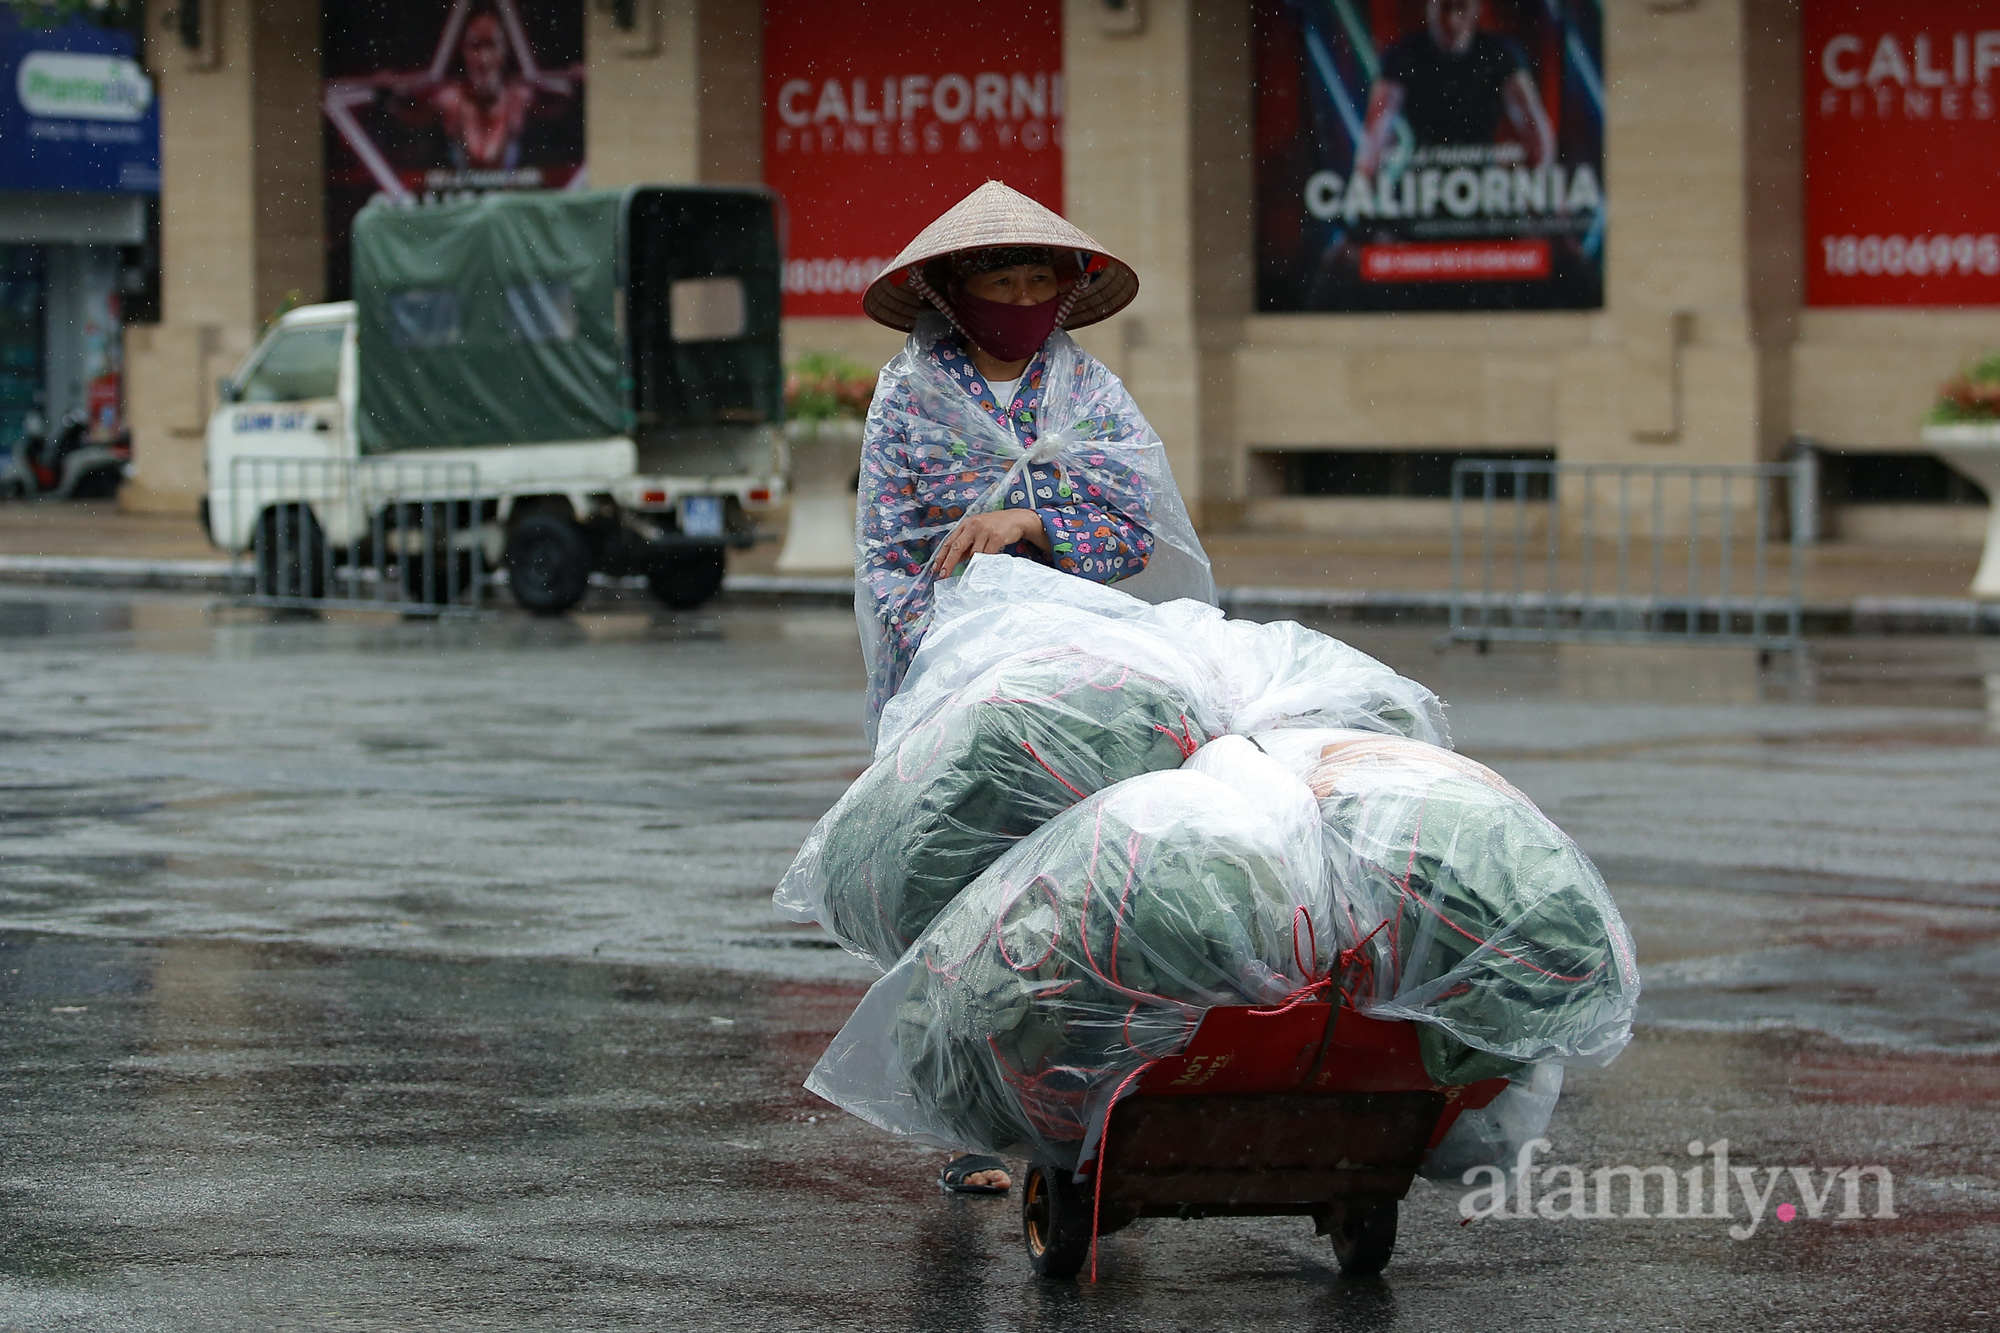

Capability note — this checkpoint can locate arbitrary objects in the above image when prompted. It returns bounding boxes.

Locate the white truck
[204,186,787,613]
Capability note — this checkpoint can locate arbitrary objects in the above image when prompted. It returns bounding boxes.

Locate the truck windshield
[239,325,345,402]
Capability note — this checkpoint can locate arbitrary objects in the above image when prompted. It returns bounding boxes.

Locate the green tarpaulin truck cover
[352,191,626,453]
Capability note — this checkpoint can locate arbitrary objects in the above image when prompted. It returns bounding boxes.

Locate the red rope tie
[986,1038,1096,1141]
[1392,882,1605,984]
[1020,740,1089,801]
[1260,974,1338,1015]
[1333,917,1391,1008]
[1150,714,1200,760]
[1292,906,1321,981]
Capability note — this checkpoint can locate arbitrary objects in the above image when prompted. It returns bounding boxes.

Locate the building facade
[0,5,158,462]
[118,0,1999,546]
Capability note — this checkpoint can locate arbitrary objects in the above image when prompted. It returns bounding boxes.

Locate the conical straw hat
[862,180,1138,332]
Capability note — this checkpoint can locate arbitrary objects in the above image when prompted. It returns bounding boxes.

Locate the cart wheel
[1327,1198,1398,1276]
[1021,1162,1091,1280]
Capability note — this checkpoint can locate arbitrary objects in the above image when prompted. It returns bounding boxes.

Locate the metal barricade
[224,456,488,616]
[1449,458,1807,652]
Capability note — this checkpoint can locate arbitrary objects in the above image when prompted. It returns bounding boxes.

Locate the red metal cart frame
[1019,1000,1509,1280]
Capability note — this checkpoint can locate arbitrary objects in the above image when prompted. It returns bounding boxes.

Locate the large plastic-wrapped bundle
[880,556,1450,755]
[1255,729,1640,1083]
[779,558,1447,967]
[806,760,1324,1168]
[773,648,1208,967]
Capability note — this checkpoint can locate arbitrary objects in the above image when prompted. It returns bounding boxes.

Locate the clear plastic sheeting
[858,317,1215,734]
[1254,728,1640,1079]
[778,560,1451,968]
[878,557,1450,757]
[804,768,1325,1168]
[772,649,1209,969]
[794,585,1637,1173]
[1421,1063,1565,1182]
[802,730,1636,1168]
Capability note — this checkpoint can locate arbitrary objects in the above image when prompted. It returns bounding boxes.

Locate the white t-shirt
[985,375,1021,405]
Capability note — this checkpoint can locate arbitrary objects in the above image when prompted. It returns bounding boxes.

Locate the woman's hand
[932,508,1050,576]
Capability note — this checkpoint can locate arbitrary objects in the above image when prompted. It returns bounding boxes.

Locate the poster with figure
[1804,2,2000,307]
[321,0,586,300]
[1253,0,1604,312]
[763,0,1063,319]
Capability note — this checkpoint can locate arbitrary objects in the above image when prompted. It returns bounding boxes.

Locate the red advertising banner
[763,0,1063,318]
[1805,2,2000,307]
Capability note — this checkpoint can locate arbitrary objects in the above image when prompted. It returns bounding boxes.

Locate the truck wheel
[255,505,327,599]
[1020,1162,1092,1281]
[1326,1198,1398,1277]
[506,512,591,615]
[647,547,726,610]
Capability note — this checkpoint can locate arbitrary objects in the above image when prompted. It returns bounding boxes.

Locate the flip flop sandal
[939,1154,1012,1194]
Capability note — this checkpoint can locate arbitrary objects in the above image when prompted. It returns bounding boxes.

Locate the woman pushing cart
[852,181,1215,1191]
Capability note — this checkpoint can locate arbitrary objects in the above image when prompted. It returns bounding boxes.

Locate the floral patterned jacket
[858,330,1156,717]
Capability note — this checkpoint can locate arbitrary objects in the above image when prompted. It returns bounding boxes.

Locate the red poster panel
[763,0,1063,318]
[1805,2,2000,307]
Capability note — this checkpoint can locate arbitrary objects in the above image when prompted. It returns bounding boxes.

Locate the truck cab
[205,186,786,613]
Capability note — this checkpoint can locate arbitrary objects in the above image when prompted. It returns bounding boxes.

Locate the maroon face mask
[950,290,1063,363]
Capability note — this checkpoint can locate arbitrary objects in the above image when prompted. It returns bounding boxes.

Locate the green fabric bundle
[1271,731,1638,1083]
[878,770,1307,1164]
[802,735,1637,1170]
[1393,820,1628,1084]
[785,649,1206,968]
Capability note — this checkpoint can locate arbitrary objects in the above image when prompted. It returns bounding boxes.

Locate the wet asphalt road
[1,587,1997,1331]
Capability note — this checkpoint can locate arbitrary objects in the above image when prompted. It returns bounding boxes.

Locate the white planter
[1920,420,2000,598]
[776,418,864,575]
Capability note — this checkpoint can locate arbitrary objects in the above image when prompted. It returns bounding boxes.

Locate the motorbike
[0,411,131,501]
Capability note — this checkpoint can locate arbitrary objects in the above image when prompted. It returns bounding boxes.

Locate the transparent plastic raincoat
[856,314,1213,733]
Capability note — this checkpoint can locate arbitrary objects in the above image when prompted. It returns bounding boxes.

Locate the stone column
[696,0,762,184]
[1559,0,1770,467]
[585,0,700,186]
[1063,0,1252,529]
[122,0,324,516]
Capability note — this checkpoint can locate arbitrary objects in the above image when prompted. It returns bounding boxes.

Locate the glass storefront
[0,5,157,468]
[0,240,130,463]
[0,246,42,456]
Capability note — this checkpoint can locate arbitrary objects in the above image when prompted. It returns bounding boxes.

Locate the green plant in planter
[1928,353,2000,424]
[786,353,876,423]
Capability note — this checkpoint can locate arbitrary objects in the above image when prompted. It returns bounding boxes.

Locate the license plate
[678,495,725,538]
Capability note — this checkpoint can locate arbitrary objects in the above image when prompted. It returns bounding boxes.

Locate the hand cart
[1019,1001,1509,1280]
